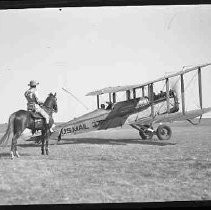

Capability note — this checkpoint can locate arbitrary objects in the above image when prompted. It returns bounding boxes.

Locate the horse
[0,92,58,159]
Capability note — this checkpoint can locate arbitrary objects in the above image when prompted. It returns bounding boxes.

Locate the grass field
[0,119,211,205]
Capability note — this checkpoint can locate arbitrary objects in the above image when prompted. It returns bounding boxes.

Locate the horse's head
[44,92,58,113]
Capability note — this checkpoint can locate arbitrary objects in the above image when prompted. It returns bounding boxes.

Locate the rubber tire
[156,125,172,140]
[139,129,153,140]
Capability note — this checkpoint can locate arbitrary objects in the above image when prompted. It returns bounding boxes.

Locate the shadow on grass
[0,152,11,158]
[0,152,31,158]
[17,143,41,148]
[15,136,176,148]
[57,138,176,146]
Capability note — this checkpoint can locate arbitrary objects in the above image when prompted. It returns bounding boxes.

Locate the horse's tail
[0,113,16,147]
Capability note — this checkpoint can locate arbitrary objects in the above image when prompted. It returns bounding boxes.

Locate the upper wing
[86,85,133,96]
[86,63,211,96]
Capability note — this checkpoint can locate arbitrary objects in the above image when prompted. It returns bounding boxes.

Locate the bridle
[43,94,58,114]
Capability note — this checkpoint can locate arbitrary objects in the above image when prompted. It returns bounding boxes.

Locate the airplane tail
[0,113,15,147]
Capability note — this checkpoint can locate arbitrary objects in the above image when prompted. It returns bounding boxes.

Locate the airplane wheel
[156,125,172,140]
[139,129,153,140]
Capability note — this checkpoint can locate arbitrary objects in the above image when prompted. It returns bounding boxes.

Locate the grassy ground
[0,120,211,204]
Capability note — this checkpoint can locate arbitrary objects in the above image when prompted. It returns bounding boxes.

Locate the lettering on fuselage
[92,120,104,128]
[61,123,89,135]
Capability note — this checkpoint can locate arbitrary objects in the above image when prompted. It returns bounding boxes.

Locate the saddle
[28,111,45,134]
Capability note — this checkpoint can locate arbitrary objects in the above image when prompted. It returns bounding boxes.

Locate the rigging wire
[184,72,201,109]
[184,71,198,90]
[62,87,89,110]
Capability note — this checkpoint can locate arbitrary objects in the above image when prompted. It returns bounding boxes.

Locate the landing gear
[156,125,172,140]
[131,124,172,140]
[139,125,154,140]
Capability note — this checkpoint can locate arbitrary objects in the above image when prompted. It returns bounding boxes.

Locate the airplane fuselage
[59,93,179,138]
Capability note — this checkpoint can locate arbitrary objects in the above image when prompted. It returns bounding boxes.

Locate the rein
[42,105,53,115]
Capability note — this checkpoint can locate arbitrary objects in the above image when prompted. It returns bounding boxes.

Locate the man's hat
[28,80,39,86]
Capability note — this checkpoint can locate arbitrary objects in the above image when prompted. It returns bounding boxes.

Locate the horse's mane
[44,93,56,106]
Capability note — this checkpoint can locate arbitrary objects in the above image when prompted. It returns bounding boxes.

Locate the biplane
[55,63,211,141]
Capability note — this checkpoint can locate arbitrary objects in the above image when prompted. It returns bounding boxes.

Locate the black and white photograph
[0,1,211,206]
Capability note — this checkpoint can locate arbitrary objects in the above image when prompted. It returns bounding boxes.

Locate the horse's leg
[14,135,21,158]
[11,132,21,159]
[45,139,49,155]
[10,147,15,159]
[8,110,29,159]
[41,130,45,155]
[14,123,26,158]
[45,130,50,155]
[10,135,15,159]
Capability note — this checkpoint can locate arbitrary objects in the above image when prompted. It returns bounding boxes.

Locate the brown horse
[0,93,58,159]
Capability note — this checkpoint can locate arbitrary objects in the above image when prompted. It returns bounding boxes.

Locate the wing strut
[97,95,100,109]
[148,83,154,117]
[198,67,203,109]
[180,74,185,115]
[166,78,170,113]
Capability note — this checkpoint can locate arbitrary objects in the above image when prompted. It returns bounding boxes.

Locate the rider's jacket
[24,87,41,111]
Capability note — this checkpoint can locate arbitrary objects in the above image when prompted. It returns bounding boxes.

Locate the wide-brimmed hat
[28,80,39,86]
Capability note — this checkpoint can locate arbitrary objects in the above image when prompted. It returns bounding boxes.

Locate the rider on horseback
[24,80,55,132]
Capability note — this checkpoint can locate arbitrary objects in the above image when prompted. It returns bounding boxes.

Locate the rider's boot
[46,123,54,133]
[50,127,54,133]
[50,123,56,133]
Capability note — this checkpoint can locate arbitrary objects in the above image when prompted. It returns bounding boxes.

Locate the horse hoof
[10,152,14,160]
[41,149,45,155]
[15,152,20,158]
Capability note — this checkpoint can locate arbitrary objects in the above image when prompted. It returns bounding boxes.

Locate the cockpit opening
[153,89,175,101]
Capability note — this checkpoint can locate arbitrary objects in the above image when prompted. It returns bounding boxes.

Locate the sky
[0,5,211,123]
